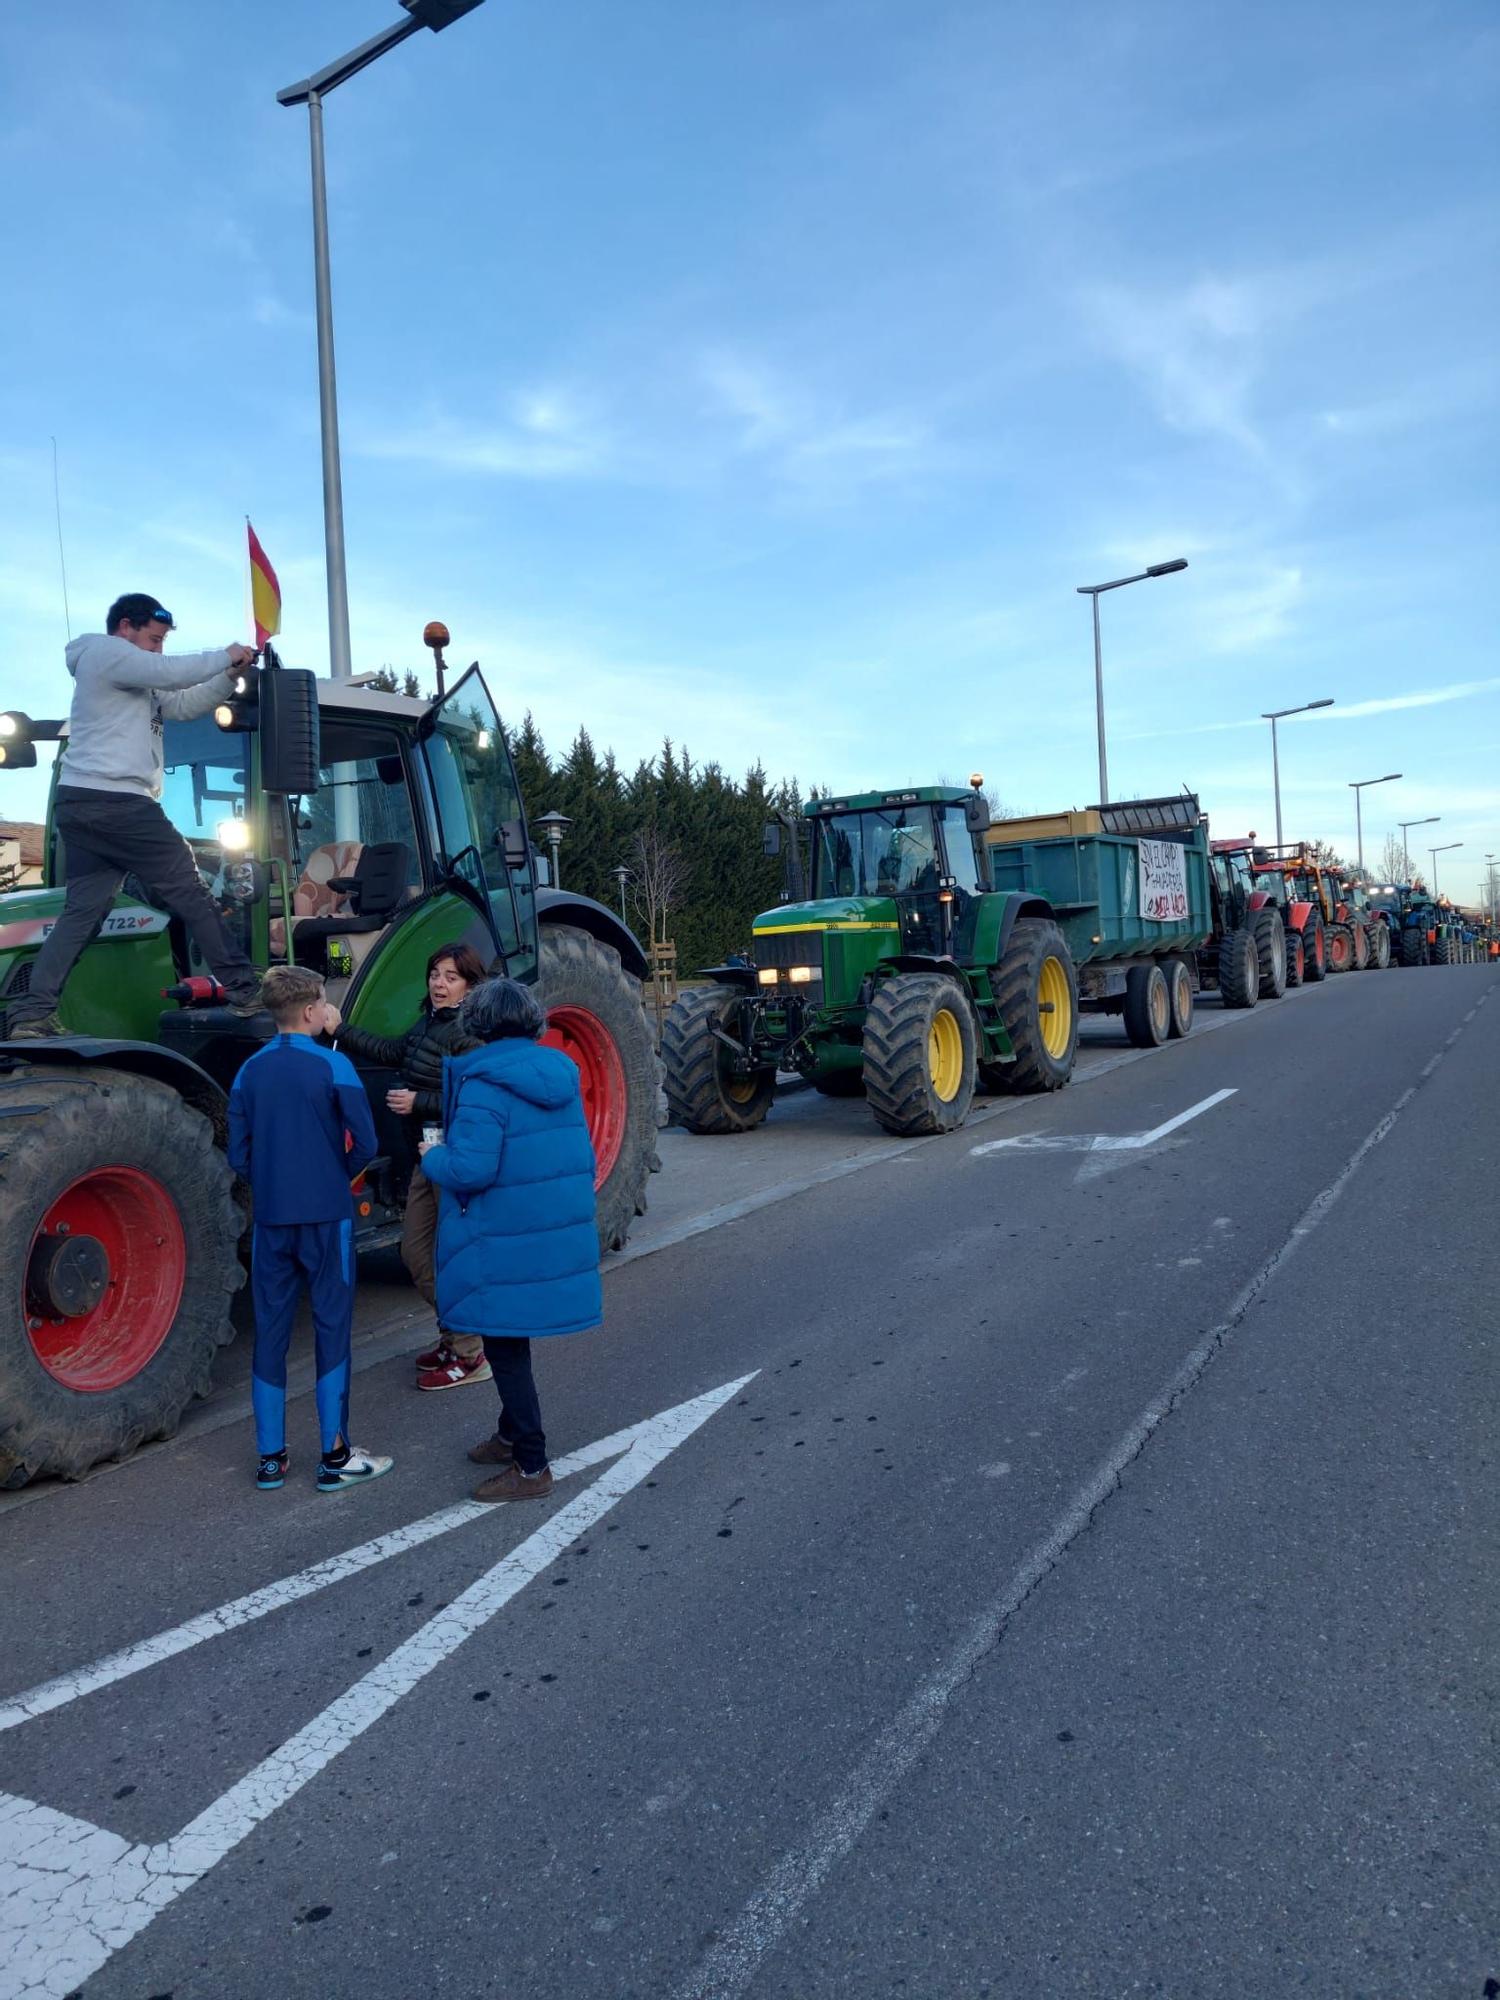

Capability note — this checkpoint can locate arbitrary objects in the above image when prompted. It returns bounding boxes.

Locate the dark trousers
[482,1336,547,1474]
[250,1220,356,1458]
[11,788,259,1022]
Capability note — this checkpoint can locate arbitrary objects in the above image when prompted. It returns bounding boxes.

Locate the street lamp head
[1145,558,1189,577]
[400,0,487,25]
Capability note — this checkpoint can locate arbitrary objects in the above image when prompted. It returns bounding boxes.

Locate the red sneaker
[414,1337,451,1371]
[415,1349,492,1393]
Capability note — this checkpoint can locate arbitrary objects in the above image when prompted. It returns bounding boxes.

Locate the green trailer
[663,784,1212,1145]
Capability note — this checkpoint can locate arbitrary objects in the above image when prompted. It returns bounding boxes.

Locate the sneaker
[256,1450,289,1491]
[8,1012,66,1040]
[473,1463,554,1504]
[467,1432,516,1467]
[414,1336,453,1371]
[416,1349,492,1393]
[229,995,268,1019]
[317,1446,394,1493]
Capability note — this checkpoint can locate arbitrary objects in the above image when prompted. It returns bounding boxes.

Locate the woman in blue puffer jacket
[419,977,601,1502]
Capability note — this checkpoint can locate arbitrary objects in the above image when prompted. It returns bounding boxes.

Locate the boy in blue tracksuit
[228,966,390,1494]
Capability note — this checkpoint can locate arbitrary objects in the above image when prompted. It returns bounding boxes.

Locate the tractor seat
[292,841,412,964]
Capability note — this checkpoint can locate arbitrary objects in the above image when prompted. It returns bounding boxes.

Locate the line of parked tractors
[662,786,1499,1145]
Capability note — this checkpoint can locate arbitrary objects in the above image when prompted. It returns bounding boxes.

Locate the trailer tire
[984,918,1078,1093]
[1217,928,1260,1008]
[863,974,977,1135]
[1400,925,1425,967]
[1251,908,1288,999]
[1123,963,1171,1048]
[661,984,775,1137]
[1284,931,1304,989]
[0,1067,243,1488]
[1166,957,1194,1038]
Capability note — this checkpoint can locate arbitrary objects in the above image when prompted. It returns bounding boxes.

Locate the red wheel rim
[25,1168,186,1392]
[542,1005,626,1188]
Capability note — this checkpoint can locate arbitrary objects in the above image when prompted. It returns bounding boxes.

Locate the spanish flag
[247,520,282,648]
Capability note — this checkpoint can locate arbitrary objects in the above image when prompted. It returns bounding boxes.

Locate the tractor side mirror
[762,822,783,857]
[261,668,321,795]
[964,793,991,834]
[495,819,530,869]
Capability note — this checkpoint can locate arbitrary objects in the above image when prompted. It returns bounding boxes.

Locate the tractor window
[423,667,533,966]
[810,809,941,899]
[938,808,982,895]
[159,718,250,850]
[294,728,422,892]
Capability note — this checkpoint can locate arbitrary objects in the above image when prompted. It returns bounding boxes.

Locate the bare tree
[1375,832,1409,884]
[629,825,686,949]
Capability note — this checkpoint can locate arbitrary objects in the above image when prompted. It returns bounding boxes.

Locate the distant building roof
[0,821,46,868]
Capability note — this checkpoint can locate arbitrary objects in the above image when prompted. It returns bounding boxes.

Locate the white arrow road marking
[0,1405,668,1735]
[970,1088,1236,1157]
[0,1372,754,2000]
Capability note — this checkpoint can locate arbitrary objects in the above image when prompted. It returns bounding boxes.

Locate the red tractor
[1331,874,1392,970]
[1212,839,1323,985]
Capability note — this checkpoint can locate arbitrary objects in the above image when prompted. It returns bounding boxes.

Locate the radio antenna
[51,437,73,639]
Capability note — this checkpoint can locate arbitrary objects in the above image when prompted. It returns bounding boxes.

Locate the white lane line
[676,1046,1460,2000]
[970,1088,1236,1158]
[0,1398,722,1733]
[0,1371,754,2000]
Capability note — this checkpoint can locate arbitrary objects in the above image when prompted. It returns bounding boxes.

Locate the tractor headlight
[0,712,25,740]
[788,964,814,984]
[757,967,779,987]
[217,817,253,854]
[214,702,237,730]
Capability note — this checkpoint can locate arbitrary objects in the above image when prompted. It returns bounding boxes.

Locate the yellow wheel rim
[1038,956,1072,1060]
[928,1007,964,1103]
[724,1068,759,1105]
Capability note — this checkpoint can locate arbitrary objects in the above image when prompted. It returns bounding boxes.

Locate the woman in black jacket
[329,940,490,1390]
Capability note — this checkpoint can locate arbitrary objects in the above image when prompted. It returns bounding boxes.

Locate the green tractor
[662,782,1080,1139]
[0,633,659,1487]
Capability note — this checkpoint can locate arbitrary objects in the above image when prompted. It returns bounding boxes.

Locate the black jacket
[335,1004,477,1125]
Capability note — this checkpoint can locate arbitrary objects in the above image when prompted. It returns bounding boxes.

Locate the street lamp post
[278,1,488,681]
[1260,699,1335,850]
[1485,853,1497,926]
[611,864,631,920]
[1349,772,1401,876]
[1398,816,1439,878]
[1075,558,1188,805]
[1428,841,1462,896]
[534,811,572,891]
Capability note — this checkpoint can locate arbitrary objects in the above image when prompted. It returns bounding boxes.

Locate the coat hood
[450,1036,579,1110]
[65,634,105,677]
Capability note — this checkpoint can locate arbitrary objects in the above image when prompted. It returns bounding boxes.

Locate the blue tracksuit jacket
[227,1033,378,1221]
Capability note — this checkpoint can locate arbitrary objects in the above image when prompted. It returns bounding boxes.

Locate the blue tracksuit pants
[250,1220,355,1458]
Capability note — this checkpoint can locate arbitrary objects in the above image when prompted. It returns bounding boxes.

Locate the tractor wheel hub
[28,1231,110,1319]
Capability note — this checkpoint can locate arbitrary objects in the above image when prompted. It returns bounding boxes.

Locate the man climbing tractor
[6,593,264,1038]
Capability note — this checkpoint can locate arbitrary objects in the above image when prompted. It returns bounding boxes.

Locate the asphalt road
[2,966,1496,2000]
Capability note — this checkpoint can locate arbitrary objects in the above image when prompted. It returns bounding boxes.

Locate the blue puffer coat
[422,1038,602,1340]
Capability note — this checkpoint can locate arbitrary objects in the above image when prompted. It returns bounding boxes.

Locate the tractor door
[421,667,538,983]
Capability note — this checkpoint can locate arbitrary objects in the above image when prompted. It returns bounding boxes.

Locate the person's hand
[387,1087,416,1115]
[321,1001,342,1036]
[417,1134,437,1157]
[226,643,256,669]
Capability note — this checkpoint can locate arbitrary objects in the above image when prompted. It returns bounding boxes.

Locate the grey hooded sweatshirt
[58,634,234,800]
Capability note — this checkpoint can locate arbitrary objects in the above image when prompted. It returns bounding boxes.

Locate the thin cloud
[1119,675,1500,741]
[699,349,935,496]
[356,390,614,482]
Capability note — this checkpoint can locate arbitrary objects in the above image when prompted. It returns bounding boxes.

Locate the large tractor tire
[1302,915,1327,983]
[1166,957,1195,1038]
[1123,962,1171,1048]
[1400,925,1425,968]
[1433,933,1452,966]
[539,924,662,1252]
[1353,924,1371,972]
[0,1066,243,1488]
[661,983,775,1138]
[863,973,977,1136]
[1327,923,1355,974]
[1217,928,1260,1008]
[1285,930,1304,989]
[983,918,1078,1093]
[813,1067,866,1098]
[1251,908,1288,999]
[1369,923,1391,970]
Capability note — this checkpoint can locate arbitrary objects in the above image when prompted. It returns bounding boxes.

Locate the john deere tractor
[0,631,659,1487]
[662,783,1078,1139]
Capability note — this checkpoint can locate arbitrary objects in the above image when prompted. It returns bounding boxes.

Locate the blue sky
[2,0,1496,901]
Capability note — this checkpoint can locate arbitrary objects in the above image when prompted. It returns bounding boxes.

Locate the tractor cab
[802,785,990,957]
[1207,842,1257,933]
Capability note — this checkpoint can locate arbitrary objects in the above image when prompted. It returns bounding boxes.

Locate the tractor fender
[874,953,969,984]
[0,1039,228,1143]
[536,890,649,982]
[696,966,759,990]
[971,892,1058,968]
